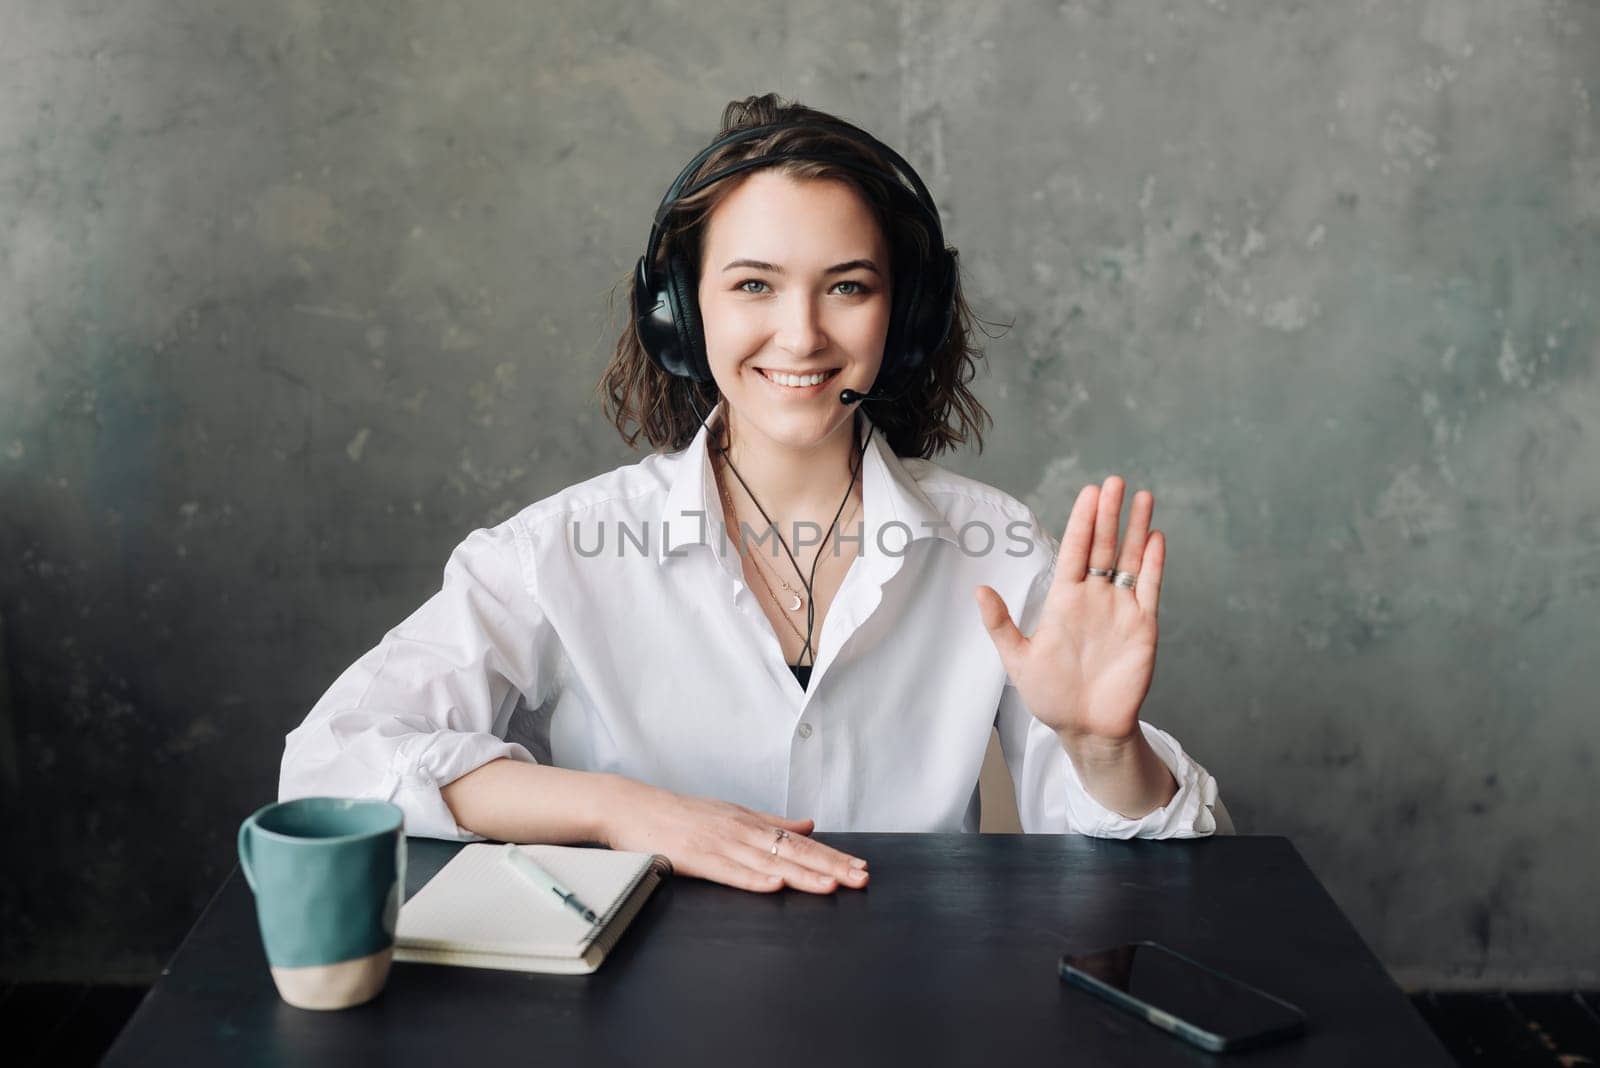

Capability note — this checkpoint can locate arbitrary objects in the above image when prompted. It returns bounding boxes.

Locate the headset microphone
[840,371,914,406]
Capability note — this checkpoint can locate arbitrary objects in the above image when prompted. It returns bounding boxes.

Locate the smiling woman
[280,93,1229,905]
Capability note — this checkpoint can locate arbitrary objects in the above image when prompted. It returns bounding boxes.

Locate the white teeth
[760,369,834,388]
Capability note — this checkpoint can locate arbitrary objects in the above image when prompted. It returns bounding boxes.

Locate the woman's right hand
[597,777,870,894]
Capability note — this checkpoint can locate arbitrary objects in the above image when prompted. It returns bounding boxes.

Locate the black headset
[632,119,958,392]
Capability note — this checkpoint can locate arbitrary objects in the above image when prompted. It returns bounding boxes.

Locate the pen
[500,843,600,925]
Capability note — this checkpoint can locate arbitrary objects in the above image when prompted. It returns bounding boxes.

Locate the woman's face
[696,170,892,453]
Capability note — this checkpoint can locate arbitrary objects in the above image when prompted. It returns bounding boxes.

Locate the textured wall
[1,0,1595,987]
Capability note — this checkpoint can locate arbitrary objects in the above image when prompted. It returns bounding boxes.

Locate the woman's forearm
[1056,729,1178,819]
[439,758,626,844]
[440,760,871,896]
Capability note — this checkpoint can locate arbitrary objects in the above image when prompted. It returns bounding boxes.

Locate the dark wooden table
[104,833,1452,1066]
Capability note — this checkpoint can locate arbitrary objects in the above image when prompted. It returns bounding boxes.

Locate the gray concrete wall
[1,0,1595,988]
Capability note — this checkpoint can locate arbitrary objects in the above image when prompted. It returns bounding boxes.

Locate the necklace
[746,490,862,613]
[712,455,810,657]
[713,450,862,614]
[748,548,810,650]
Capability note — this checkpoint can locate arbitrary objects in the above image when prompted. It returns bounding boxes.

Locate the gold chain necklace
[748,489,861,613]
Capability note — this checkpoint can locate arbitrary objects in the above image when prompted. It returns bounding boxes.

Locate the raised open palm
[974,476,1165,745]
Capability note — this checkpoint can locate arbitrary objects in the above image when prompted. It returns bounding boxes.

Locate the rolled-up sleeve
[993,516,1229,839]
[279,518,563,841]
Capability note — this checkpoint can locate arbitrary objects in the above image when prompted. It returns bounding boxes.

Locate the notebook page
[396,843,655,959]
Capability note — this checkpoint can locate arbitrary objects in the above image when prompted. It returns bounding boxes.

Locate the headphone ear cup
[634,254,687,377]
[881,260,920,381]
[888,248,955,382]
[664,250,711,382]
[905,248,956,375]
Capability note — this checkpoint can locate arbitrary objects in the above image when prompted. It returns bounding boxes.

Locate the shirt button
[797,722,814,739]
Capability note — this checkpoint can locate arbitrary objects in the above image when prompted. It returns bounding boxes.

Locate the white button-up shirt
[279,399,1227,842]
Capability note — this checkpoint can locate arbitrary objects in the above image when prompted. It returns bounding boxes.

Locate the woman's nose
[773,294,827,356]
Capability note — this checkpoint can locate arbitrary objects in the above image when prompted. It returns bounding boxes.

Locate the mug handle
[237,820,259,894]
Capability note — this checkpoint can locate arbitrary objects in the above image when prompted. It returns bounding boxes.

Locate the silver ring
[1086,566,1114,579]
[1112,570,1138,590]
[771,827,790,855]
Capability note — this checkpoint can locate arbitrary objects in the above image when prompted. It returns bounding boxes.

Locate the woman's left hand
[974,476,1164,748]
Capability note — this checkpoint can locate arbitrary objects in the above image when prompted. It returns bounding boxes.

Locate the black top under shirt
[788,663,812,691]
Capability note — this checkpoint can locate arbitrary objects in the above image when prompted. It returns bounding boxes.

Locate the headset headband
[640,120,948,274]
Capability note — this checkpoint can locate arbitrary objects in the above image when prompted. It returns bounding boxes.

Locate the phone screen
[1061,942,1306,1050]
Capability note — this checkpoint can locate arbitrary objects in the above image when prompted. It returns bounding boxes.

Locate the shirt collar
[656,398,957,575]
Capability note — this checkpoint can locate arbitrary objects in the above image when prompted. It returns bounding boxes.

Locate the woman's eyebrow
[721,258,881,276]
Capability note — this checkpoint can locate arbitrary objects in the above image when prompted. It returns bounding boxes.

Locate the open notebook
[394,843,672,975]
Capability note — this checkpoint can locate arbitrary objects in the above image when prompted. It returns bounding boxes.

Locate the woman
[279,93,1228,897]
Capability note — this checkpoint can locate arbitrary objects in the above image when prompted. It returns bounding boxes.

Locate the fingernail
[850,858,868,870]
[848,869,867,883]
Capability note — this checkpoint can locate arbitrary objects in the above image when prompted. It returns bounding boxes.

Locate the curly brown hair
[596,92,1004,459]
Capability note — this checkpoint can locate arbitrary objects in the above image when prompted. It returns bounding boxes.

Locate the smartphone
[1059,941,1309,1053]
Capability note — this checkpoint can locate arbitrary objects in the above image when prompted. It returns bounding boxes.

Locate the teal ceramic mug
[237,797,406,1010]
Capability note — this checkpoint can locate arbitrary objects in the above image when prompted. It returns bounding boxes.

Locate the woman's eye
[834,280,870,297]
[736,279,770,294]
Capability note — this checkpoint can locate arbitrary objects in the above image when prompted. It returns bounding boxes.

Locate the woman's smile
[752,365,843,397]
